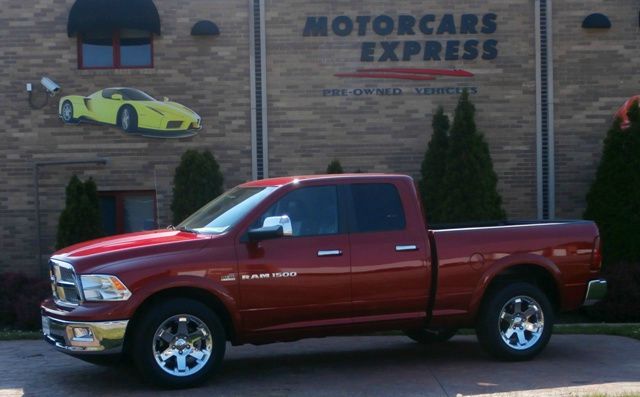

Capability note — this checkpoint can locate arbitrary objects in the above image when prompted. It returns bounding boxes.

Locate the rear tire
[404,328,457,344]
[476,282,553,361]
[131,298,226,389]
[61,101,75,123]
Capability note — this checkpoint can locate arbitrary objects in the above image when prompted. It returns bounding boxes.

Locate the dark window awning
[582,13,611,29]
[191,20,220,36]
[67,0,161,37]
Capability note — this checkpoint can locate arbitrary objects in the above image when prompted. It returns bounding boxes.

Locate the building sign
[303,13,498,63]
[58,87,202,139]
[304,13,497,94]
[322,86,478,97]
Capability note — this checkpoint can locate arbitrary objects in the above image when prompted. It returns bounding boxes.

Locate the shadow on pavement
[3,335,639,396]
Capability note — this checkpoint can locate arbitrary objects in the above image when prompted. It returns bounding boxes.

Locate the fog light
[72,327,94,341]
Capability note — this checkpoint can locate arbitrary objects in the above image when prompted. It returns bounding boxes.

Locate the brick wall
[0,0,252,273]
[552,0,640,217]
[264,0,538,220]
[0,0,636,274]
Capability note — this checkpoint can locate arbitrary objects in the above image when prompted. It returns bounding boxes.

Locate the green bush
[326,159,344,174]
[56,175,102,249]
[0,273,50,330]
[584,262,640,323]
[419,106,450,223]
[171,149,224,225]
[584,101,640,265]
[438,90,506,222]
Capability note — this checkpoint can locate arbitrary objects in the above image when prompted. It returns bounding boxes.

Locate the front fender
[125,274,241,335]
[133,103,163,129]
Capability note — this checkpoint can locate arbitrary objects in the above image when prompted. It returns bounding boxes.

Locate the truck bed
[429,220,599,327]
[430,219,592,230]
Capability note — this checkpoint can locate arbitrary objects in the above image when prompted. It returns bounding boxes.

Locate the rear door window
[349,183,406,233]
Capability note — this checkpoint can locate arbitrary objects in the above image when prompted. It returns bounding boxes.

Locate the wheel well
[123,287,236,355]
[484,264,560,310]
[116,106,124,126]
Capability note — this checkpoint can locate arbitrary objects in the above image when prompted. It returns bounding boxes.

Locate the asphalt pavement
[1,334,639,397]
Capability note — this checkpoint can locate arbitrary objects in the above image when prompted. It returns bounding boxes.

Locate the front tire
[119,106,138,133]
[131,298,226,389]
[476,282,553,361]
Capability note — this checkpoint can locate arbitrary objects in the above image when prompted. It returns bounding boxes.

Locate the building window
[79,29,153,69]
[99,191,157,236]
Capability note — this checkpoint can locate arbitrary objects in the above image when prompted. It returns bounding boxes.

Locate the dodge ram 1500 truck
[41,174,607,388]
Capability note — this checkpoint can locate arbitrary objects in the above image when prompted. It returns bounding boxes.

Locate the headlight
[80,275,132,301]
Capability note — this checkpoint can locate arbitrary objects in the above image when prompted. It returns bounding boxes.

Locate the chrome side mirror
[262,215,293,236]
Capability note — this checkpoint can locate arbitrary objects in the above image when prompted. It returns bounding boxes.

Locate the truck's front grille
[49,260,82,306]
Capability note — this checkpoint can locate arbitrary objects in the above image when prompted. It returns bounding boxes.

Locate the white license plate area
[42,316,51,336]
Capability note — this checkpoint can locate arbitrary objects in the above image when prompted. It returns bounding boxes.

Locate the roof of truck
[239,173,409,187]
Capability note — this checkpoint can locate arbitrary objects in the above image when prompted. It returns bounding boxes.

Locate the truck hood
[52,229,213,274]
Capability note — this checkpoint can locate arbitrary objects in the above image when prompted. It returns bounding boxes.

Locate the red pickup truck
[41,174,607,388]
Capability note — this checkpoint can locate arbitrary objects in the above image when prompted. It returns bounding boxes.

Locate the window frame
[78,29,154,70]
[98,190,158,235]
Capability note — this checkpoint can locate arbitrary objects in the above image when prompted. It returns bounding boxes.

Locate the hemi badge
[221,274,236,282]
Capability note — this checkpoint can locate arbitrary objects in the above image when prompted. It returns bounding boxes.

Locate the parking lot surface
[1,334,639,397]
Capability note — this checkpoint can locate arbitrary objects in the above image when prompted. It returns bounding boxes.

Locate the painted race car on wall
[58,88,202,138]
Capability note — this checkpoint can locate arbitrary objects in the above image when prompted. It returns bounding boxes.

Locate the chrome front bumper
[583,279,608,306]
[42,315,128,355]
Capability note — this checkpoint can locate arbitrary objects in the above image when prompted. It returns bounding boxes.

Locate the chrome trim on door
[317,250,342,257]
[395,245,418,252]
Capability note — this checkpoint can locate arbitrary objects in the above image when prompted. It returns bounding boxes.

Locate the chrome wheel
[62,102,73,122]
[121,109,130,130]
[498,295,544,350]
[152,314,213,377]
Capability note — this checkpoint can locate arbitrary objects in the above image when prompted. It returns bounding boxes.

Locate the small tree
[419,106,450,223]
[439,90,506,222]
[326,159,344,174]
[584,101,640,265]
[171,149,224,224]
[56,175,102,249]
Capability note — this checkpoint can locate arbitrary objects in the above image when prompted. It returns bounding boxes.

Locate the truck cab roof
[239,173,411,187]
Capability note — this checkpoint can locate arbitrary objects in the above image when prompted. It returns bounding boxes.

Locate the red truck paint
[41,174,605,387]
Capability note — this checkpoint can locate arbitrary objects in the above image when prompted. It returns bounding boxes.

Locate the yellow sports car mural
[59,87,202,138]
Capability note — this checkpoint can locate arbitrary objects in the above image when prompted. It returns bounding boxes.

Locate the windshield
[177,186,276,234]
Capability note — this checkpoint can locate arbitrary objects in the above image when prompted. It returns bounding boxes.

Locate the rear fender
[468,253,562,318]
[59,96,89,117]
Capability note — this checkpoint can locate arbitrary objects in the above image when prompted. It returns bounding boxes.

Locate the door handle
[395,245,418,252]
[317,250,343,257]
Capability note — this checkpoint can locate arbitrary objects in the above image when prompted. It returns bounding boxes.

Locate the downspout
[249,0,268,180]
[535,0,556,219]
